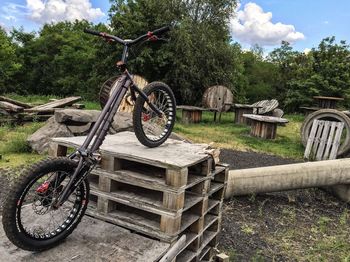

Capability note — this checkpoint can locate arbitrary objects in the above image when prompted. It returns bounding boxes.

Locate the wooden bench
[232,104,262,124]
[177,105,206,123]
[313,96,344,109]
[243,114,289,139]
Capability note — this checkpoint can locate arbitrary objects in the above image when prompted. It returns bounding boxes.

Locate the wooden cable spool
[202,85,233,112]
[99,75,148,112]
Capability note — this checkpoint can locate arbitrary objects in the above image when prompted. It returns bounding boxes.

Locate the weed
[317,216,332,233]
[241,224,255,235]
[339,209,349,226]
[224,248,237,261]
[258,199,269,216]
[252,250,265,262]
[282,207,296,222]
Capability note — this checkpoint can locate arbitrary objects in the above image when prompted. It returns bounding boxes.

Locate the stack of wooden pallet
[51,132,228,262]
[0,96,81,123]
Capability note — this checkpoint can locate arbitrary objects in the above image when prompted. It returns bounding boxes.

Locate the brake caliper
[142,112,151,122]
[36,181,50,194]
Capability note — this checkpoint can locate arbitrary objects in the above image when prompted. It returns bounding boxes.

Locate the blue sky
[1,0,349,52]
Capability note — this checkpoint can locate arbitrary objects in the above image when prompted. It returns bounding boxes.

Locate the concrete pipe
[225,158,350,202]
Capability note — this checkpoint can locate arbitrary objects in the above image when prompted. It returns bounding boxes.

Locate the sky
[1,0,350,53]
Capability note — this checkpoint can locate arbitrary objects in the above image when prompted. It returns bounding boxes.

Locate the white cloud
[230,2,305,46]
[26,0,105,24]
[303,48,311,54]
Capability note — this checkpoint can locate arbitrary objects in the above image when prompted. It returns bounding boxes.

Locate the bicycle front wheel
[2,158,89,251]
[133,81,176,147]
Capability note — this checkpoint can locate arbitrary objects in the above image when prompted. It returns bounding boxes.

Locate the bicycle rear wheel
[133,81,176,147]
[2,158,89,251]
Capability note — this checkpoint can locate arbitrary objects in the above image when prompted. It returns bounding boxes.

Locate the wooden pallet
[304,120,344,160]
[50,132,228,261]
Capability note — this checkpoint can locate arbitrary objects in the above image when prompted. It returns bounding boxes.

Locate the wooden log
[0,96,32,108]
[0,101,24,113]
[225,158,350,202]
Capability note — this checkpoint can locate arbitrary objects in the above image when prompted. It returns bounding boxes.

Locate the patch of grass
[224,248,237,261]
[266,206,350,261]
[0,153,44,168]
[5,93,61,105]
[174,111,305,159]
[83,100,101,110]
[0,122,45,168]
[317,216,332,233]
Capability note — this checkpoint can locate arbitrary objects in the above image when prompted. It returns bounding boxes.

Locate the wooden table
[176,105,206,123]
[313,96,344,109]
[233,104,263,124]
[243,114,289,139]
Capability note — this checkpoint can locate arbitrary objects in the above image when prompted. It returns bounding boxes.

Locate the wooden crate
[50,132,228,260]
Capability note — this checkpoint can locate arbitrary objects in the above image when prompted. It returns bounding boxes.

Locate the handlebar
[83,26,171,46]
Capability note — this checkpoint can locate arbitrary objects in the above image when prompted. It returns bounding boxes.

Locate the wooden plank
[176,249,197,262]
[90,186,177,216]
[93,168,181,193]
[25,96,81,112]
[92,168,206,194]
[311,120,324,160]
[52,132,210,169]
[0,101,24,113]
[329,122,344,159]
[0,96,32,108]
[166,168,188,187]
[159,235,187,262]
[208,182,225,196]
[316,120,331,160]
[86,207,176,242]
[243,114,288,124]
[323,121,337,160]
[177,105,206,111]
[304,120,319,160]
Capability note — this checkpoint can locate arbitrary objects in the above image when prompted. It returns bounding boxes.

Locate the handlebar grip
[152,26,171,35]
[83,28,102,36]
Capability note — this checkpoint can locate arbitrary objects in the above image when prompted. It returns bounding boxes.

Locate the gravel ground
[219,149,349,261]
[0,151,349,261]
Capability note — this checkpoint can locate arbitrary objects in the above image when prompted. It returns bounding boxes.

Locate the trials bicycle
[2,25,176,251]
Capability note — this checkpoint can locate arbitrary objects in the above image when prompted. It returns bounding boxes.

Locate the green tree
[108,0,243,105]
[242,47,279,103]
[11,21,109,99]
[311,37,350,100]
[0,27,22,93]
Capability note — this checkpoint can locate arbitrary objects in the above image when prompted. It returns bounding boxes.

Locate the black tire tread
[133,81,176,148]
[2,157,89,251]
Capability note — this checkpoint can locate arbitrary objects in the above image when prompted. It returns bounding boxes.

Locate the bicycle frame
[54,44,162,207]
